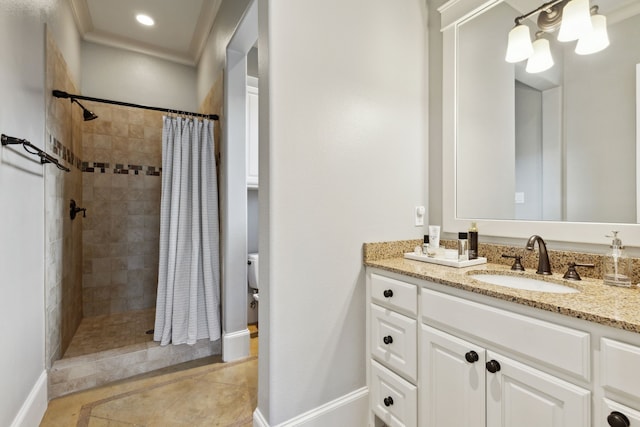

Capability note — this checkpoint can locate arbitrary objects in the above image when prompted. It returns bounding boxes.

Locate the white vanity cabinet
[366,268,594,427]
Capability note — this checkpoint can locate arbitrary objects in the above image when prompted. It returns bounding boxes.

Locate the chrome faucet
[525,235,552,275]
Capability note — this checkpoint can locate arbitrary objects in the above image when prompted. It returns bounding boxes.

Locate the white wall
[81,42,198,111]
[0,6,48,427]
[259,0,427,424]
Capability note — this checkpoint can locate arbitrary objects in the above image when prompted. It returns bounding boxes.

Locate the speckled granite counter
[364,240,640,334]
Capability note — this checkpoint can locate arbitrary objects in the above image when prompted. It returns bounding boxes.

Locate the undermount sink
[468,273,579,294]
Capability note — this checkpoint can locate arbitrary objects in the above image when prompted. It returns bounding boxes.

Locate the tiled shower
[44,33,222,397]
[80,105,163,317]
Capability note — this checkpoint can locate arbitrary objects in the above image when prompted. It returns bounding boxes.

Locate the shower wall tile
[45,32,84,368]
[82,102,163,316]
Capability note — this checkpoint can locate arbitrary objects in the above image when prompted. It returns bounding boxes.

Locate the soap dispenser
[603,231,632,287]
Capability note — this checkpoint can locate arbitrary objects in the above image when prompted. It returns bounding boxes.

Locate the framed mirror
[440,0,640,245]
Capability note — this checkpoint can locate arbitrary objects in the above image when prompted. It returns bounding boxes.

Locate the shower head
[71,98,98,121]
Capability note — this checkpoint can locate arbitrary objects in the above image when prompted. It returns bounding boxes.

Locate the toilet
[248,253,259,302]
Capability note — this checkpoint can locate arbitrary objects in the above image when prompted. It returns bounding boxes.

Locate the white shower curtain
[154,116,221,346]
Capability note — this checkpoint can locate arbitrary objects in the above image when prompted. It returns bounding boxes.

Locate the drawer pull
[383,396,394,407]
[486,360,501,373]
[607,411,630,427]
[465,350,479,363]
[383,289,394,298]
[383,335,393,345]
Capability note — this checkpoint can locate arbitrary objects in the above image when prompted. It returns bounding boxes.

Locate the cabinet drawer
[371,360,417,427]
[602,398,640,427]
[601,338,640,398]
[371,304,417,382]
[421,288,590,381]
[371,274,417,317]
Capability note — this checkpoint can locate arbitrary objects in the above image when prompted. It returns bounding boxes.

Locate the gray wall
[259,0,428,423]
[197,0,252,107]
[456,2,516,220]
[564,13,640,223]
[81,42,198,112]
[0,6,47,426]
[515,81,543,220]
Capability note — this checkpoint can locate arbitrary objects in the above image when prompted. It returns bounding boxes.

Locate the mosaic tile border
[46,136,162,176]
[50,136,82,170]
[82,162,162,176]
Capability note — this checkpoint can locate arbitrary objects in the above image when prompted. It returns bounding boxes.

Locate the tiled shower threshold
[49,308,221,398]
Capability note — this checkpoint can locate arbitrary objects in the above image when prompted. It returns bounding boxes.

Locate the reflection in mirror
[456,0,640,224]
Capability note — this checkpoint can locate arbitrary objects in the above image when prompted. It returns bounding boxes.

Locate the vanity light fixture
[136,13,154,26]
[557,0,592,41]
[526,32,554,73]
[505,0,608,71]
[506,24,534,63]
[575,6,609,55]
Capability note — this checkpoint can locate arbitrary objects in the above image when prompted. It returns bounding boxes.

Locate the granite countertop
[365,256,640,334]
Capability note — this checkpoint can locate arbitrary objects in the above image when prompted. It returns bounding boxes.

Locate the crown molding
[190,0,222,64]
[69,0,93,35]
[66,0,221,66]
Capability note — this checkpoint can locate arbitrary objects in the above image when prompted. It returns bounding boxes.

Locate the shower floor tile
[63,308,156,358]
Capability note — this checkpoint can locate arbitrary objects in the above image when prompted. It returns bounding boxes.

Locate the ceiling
[69,0,222,66]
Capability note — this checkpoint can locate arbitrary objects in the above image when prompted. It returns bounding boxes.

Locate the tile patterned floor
[42,326,259,426]
[63,309,156,358]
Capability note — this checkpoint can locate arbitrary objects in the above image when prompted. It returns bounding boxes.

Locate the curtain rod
[52,90,219,121]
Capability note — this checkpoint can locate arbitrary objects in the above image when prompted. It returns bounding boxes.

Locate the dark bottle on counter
[468,222,478,260]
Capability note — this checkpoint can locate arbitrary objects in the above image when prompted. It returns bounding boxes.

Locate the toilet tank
[248,253,259,290]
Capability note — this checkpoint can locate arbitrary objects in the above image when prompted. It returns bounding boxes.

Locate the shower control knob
[383,289,393,298]
[383,396,394,407]
[465,351,479,363]
[607,411,630,427]
[486,360,501,373]
[383,336,393,345]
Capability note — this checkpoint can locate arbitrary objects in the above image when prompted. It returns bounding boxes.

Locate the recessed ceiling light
[136,14,154,26]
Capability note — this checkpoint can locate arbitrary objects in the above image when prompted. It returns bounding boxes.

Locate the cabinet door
[486,351,590,427]
[246,85,259,188]
[420,325,485,427]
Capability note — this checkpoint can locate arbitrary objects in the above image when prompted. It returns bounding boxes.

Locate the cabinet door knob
[383,289,394,298]
[383,335,393,345]
[607,411,630,427]
[383,396,394,407]
[486,360,501,373]
[465,350,479,363]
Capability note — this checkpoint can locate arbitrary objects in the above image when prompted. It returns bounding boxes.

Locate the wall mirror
[441,0,640,245]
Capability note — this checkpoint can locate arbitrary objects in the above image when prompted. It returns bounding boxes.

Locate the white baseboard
[253,407,269,427]
[253,387,369,427]
[10,370,48,427]
[222,328,250,362]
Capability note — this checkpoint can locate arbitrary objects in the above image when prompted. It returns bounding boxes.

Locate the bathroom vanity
[365,252,640,427]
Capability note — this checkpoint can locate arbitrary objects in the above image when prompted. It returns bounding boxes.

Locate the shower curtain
[154,116,221,346]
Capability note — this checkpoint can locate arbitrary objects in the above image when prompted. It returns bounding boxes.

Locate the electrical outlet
[415,206,425,226]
